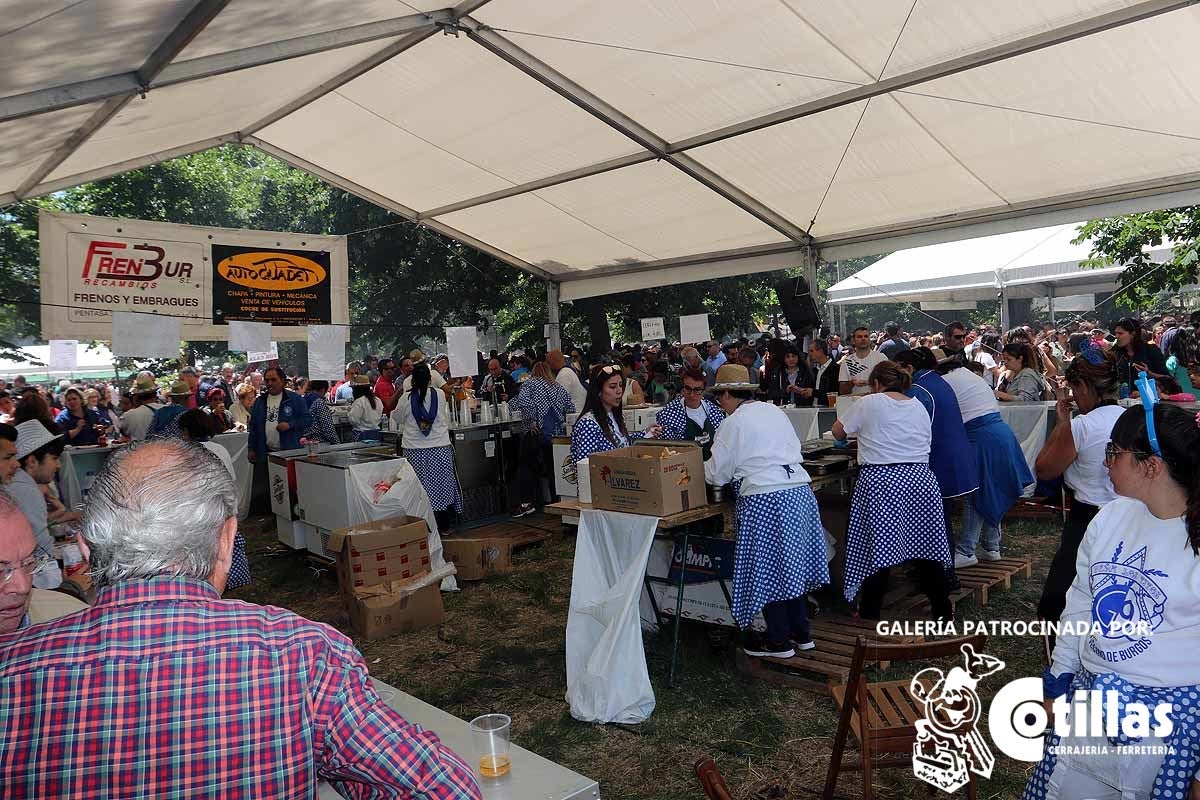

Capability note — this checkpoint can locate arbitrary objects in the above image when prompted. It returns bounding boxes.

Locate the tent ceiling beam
[239,0,494,137]
[0,8,452,126]
[420,0,1195,221]
[11,0,233,200]
[4,134,243,205]
[243,136,554,281]
[458,17,811,244]
[818,169,1200,263]
[418,151,656,219]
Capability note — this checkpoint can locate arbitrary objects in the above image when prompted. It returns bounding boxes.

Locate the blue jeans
[957,501,1000,556]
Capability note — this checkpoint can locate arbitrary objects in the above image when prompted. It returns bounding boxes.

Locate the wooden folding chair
[823,634,988,800]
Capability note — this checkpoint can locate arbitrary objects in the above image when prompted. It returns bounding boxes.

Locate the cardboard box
[441,534,514,581]
[589,442,706,516]
[327,516,431,592]
[347,580,445,641]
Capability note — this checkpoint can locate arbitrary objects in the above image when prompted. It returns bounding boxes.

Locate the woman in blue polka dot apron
[393,363,463,535]
[703,364,829,660]
[1025,403,1200,800]
[832,361,952,620]
[569,363,662,466]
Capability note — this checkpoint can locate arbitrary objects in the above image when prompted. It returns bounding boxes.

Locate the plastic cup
[826,393,839,408]
[469,713,511,779]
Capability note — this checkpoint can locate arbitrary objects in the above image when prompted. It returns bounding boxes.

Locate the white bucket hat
[15,420,64,461]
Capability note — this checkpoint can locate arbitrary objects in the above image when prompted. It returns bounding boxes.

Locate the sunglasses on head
[597,365,621,376]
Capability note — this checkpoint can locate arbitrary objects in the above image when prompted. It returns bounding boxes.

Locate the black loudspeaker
[774,277,822,335]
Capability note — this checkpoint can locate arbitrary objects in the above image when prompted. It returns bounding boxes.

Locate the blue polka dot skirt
[227,532,251,590]
[732,485,830,629]
[1023,669,1200,799]
[844,463,949,603]
[405,445,464,514]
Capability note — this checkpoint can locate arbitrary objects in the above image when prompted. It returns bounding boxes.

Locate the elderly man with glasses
[0,494,86,634]
[0,440,481,799]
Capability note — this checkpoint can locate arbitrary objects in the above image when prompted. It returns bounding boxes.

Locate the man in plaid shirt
[0,438,481,800]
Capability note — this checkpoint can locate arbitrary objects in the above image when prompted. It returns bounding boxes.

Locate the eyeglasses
[0,555,46,584]
[1104,442,1153,467]
[681,385,705,394]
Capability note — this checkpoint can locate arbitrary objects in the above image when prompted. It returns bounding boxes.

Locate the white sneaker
[954,553,979,569]
[980,550,1002,562]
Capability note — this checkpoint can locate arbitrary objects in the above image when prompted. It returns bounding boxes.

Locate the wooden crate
[736,614,922,693]
[884,557,1033,614]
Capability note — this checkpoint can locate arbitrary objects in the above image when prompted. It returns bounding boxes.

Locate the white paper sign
[111,312,182,359]
[640,317,665,341]
[49,339,78,371]
[307,325,345,380]
[446,326,478,379]
[227,320,271,353]
[247,342,278,364]
[679,313,710,345]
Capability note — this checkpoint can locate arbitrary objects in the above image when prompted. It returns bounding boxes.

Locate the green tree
[1076,208,1200,310]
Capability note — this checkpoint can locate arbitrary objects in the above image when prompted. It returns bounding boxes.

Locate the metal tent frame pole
[546,281,562,353]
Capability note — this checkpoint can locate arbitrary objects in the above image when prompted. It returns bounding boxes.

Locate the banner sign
[39,211,349,341]
[211,244,332,326]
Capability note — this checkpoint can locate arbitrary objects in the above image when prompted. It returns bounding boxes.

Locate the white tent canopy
[826,222,1174,306]
[4,0,1200,306]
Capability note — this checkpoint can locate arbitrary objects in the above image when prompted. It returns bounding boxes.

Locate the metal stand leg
[668,531,689,688]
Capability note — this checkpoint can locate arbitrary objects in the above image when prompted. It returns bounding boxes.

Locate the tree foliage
[1076,208,1200,309]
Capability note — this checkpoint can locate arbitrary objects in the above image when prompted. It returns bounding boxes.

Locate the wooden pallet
[883,557,1033,614]
[457,520,554,550]
[736,614,923,693]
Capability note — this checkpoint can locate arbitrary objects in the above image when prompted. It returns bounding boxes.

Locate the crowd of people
[4,309,1200,797]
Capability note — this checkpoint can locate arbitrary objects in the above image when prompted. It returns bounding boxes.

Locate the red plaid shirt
[0,577,481,800]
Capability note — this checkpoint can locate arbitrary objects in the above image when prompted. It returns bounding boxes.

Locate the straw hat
[408,348,426,363]
[15,420,63,461]
[710,364,758,391]
[352,375,371,386]
[168,380,192,397]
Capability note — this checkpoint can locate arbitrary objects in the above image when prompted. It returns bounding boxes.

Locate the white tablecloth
[997,401,1055,476]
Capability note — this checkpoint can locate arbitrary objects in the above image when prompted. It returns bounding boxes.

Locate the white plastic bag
[346,459,458,592]
[565,509,658,724]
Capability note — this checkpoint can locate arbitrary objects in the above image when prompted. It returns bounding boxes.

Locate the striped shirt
[0,577,481,800]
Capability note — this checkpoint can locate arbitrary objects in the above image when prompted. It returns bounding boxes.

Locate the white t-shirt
[348,395,383,432]
[974,352,999,387]
[1063,404,1124,508]
[941,368,999,423]
[838,350,888,396]
[555,367,587,416]
[392,389,451,449]
[1051,496,1200,688]
[684,404,708,428]
[838,392,931,465]
[704,401,809,496]
[264,392,282,451]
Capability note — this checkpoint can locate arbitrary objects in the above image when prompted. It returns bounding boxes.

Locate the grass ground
[229,513,1064,800]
